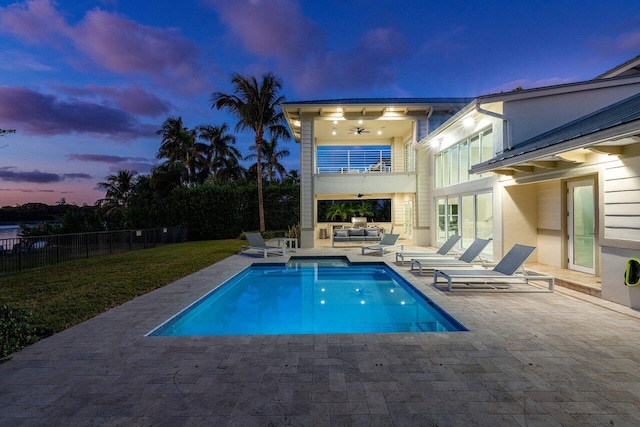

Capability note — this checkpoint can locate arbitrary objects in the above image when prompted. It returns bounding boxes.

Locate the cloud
[60,85,170,117]
[210,0,321,59]
[0,167,93,183]
[0,86,156,138]
[0,0,208,92]
[0,49,56,71]
[67,153,155,174]
[67,153,150,163]
[0,0,69,46]
[591,29,640,56]
[208,0,408,96]
[61,173,92,181]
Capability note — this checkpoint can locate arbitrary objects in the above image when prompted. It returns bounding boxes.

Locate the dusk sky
[1,0,639,206]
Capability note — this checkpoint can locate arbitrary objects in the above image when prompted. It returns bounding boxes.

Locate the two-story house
[281,98,471,249]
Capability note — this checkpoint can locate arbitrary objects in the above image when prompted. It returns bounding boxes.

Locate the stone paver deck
[1,247,640,426]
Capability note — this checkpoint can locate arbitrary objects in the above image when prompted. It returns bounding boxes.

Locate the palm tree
[198,123,242,180]
[246,136,290,182]
[325,201,355,221]
[97,170,137,226]
[354,200,374,218]
[211,73,291,232]
[157,117,208,184]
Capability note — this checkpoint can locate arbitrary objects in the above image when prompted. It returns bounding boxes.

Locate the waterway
[0,225,20,240]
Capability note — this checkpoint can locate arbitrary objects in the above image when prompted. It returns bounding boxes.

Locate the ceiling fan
[348,127,370,135]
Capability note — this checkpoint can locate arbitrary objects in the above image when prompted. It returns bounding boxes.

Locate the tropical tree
[246,136,290,182]
[156,117,208,184]
[197,123,242,181]
[283,169,300,184]
[354,200,374,218]
[211,73,291,231]
[97,170,137,227]
[325,201,355,221]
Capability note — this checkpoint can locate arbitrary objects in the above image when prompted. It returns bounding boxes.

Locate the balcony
[316,146,392,174]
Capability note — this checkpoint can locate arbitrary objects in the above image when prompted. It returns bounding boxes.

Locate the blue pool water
[149,257,466,336]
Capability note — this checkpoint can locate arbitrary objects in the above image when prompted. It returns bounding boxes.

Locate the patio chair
[433,244,554,292]
[240,232,285,258]
[395,235,461,265]
[361,234,403,256]
[410,238,490,275]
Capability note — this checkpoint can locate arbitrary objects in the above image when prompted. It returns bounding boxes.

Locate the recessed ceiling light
[358,119,363,124]
[332,130,336,136]
[333,120,338,125]
[377,130,382,135]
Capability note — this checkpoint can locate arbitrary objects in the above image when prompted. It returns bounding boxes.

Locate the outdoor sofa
[332,227,383,247]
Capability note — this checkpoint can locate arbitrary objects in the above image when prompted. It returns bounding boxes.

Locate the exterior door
[567,180,595,274]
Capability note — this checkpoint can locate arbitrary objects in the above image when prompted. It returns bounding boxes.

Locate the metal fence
[0,227,188,276]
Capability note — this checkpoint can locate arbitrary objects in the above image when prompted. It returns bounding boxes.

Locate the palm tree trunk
[256,135,265,232]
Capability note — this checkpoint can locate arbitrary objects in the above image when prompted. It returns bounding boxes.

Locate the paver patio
[1,247,639,426]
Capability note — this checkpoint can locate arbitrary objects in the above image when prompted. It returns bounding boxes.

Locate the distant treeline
[1,182,300,240]
[0,203,82,224]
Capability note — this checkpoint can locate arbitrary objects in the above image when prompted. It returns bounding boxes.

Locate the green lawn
[0,239,243,335]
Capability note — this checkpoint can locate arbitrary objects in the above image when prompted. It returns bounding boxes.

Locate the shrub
[0,303,39,359]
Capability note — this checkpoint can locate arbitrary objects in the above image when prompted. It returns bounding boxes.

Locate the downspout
[474,100,512,152]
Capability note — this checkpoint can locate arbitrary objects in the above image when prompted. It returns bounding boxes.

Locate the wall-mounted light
[463,117,475,127]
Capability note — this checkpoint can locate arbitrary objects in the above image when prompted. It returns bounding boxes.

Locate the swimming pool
[149,257,466,336]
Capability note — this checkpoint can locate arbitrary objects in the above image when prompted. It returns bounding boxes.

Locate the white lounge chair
[395,235,461,265]
[361,234,403,256]
[240,232,285,258]
[433,244,554,292]
[410,238,490,275]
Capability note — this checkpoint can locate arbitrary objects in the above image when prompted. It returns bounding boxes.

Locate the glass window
[434,126,491,188]
[469,135,480,166]
[461,195,474,248]
[459,141,469,183]
[481,129,493,162]
[475,192,493,256]
[436,198,446,242]
[442,150,450,186]
[447,197,459,237]
[450,145,459,185]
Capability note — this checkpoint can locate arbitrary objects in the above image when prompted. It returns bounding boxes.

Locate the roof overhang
[281,98,471,141]
[469,121,640,175]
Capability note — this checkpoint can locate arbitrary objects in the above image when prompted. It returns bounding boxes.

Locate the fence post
[86,235,90,258]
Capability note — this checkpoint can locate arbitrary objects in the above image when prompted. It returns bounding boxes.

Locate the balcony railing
[316,147,392,174]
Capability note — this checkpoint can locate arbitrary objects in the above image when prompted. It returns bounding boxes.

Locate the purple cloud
[0,86,156,138]
[592,29,640,56]
[61,173,92,181]
[0,0,69,46]
[208,0,408,96]
[60,85,171,117]
[67,153,155,174]
[67,153,150,163]
[0,0,208,92]
[211,0,321,59]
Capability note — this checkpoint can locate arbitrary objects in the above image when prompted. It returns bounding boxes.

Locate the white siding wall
[299,119,314,247]
[603,154,640,242]
[414,147,431,246]
[537,181,563,267]
[504,83,640,148]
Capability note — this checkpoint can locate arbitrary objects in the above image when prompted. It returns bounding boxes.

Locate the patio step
[526,269,602,298]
